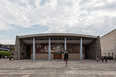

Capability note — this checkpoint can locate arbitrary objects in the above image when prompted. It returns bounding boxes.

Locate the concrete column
[48,38,51,60]
[64,38,67,52]
[33,38,35,60]
[18,38,20,60]
[80,38,83,60]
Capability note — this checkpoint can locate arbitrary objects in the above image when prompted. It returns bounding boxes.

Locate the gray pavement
[0,59,116,77]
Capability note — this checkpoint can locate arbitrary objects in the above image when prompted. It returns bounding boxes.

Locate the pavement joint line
[1,70,116,74]
[0,73,116,75]
[21,74,30,77]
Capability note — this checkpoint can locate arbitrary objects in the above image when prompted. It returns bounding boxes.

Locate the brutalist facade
[15,33,101,60]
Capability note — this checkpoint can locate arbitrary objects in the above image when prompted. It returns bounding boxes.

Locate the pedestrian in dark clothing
[105,57,107,63]
[64,51,69,66]
[102,57,104,63]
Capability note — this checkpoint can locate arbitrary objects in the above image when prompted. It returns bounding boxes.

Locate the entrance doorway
[53,54,62,59]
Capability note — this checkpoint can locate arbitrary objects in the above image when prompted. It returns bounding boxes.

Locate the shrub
[9,55,13,58]
[0,51,12,56]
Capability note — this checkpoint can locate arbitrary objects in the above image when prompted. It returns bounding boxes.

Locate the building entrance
[53,54,62,59]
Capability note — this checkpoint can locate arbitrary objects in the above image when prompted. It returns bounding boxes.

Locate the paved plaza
[0,59,116,77]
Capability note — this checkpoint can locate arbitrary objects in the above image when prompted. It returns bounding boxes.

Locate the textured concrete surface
[15,33,98,60]
[85,36,101,59]
[0,59,116,77]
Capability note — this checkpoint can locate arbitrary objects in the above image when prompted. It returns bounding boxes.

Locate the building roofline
[101,29,116,38]
[18,33,98,39]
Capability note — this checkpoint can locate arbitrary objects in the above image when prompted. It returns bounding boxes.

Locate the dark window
[108,53,110,56]
[105,53,106,55]
[22,53,24,56]
[112,52,114,57]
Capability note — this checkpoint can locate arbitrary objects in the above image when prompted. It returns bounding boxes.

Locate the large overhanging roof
[18,33,98,45]
[18,33,98,39]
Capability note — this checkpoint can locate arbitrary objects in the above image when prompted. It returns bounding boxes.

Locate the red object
[9,58,11,60]
[65,59,67,63]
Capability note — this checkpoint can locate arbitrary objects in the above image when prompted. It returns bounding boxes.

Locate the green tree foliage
[0,51,12,56]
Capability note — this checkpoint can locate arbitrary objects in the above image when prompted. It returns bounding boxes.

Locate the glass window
[112,52,114,57]
[108,53,110,56]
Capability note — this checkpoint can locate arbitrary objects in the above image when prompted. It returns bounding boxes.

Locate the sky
[0,0,116,44]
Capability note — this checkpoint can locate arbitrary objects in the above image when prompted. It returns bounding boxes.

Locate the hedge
[0,51,12,56]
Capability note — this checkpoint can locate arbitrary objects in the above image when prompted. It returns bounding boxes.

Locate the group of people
[64,51,109,67]
[96,57,108,63]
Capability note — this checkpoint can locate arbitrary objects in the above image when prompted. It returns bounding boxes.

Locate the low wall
[62,54,84,60]
[31,53,85,60]
[31,54,48,60]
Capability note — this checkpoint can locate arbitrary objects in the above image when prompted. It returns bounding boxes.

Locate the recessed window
[105,53,106,55]
[22,53,24,56]
[112,52,114,57]
[108,53,110,56]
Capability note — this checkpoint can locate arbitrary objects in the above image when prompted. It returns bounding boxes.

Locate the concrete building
[101,29,116,59]
[15,33,101,60]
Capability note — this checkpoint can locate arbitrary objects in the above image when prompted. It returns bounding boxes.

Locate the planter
[9,58,11,60]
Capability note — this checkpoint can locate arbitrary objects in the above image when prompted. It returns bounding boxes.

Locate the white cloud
[0,0,116,34]
[0,39,15,44]
[0,35,15,44]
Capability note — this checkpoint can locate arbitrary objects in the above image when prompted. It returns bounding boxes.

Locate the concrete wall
[19,40,28,59]
[31,54,48,60]
[31,53,84,60]
[15,36,29,60]
[100,29,116,59]
[14,36,18,59]
[69,54,84,60]
[62,54,84,60]
[85,36,101,60]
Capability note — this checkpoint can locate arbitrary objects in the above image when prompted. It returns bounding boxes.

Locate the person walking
[102,57,104,63]
[105,57,107,63]
[96,57,99,62]
[64,50,69,66]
